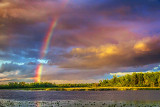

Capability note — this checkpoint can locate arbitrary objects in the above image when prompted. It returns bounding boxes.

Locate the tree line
[0,71,160,89]
[0,82,93,89]
[99,72,160,87]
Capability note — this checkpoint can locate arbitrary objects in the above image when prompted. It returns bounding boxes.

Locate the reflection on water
[0,90,160,106]
[0,90,160,101]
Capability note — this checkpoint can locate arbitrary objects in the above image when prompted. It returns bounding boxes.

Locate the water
[0,90,160,106]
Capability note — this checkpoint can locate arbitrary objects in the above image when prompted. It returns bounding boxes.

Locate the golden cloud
[134,38,151,53]
[71,45,119,58]
[60,36,160,69]
[0,2,10,8]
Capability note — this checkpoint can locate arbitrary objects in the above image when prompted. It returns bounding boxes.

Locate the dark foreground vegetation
[0,72,160,90]
[1,100,160,107]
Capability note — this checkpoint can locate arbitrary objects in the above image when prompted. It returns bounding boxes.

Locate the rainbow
[41,18,58,58]
[35,18,58,82]
[35,0,69,82]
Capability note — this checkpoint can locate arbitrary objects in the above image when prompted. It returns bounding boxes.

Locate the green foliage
[0,72,160,89]
[99,72,160,87]
[0,82,57,89]
[0,82,93,89]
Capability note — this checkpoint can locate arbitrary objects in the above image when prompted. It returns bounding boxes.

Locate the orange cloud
[71,45,119,58]
[134,38,151,53]
[60,36,160,69]
[0,2,10,8]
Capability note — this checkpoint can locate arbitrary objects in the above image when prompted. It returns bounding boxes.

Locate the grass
[0,99,160,107]
[3,87,160,91]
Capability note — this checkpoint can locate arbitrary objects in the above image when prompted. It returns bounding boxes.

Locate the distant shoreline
[1,87,160,91]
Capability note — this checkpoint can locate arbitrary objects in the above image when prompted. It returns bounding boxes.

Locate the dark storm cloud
[0,63,33,73]
[0,0,66,50]
[68,0,160,22]
[0,0,160,50]
[0,0,160,82]
[48,0,160,47]
[0,63,35,78]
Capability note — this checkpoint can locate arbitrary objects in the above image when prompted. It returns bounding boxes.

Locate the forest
[0,71,160,89]
[99,72,160,87]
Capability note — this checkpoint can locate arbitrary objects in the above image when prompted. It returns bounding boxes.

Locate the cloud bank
[0,0,160,83]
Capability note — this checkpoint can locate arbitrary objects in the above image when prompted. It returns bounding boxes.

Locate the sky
[0,0,160,83]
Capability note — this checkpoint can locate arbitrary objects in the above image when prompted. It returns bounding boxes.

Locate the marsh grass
[10,87,160,91]
[0,99,160,107]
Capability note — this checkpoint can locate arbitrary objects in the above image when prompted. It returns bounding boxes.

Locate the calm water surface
[0,90,160,101]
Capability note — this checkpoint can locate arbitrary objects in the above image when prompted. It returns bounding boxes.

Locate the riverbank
[1,87,160,91]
